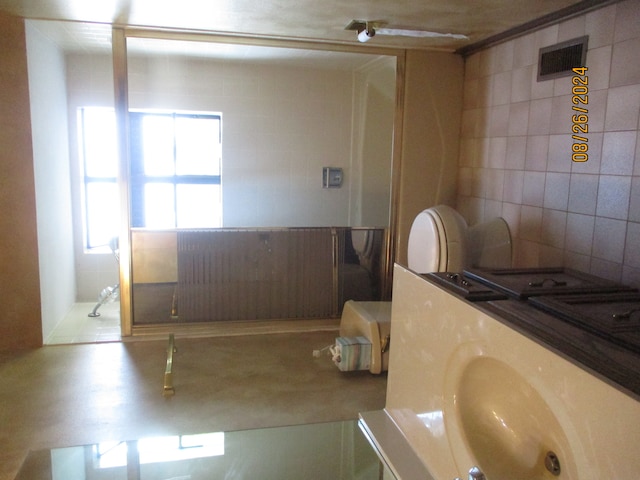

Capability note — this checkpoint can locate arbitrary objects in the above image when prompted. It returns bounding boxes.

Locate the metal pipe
[163,334,176,396]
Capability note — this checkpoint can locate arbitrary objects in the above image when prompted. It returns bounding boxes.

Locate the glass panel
[338,228,386,305]
[126,36,395,228]
[82,108,118,178]
[18,421,385,480]
[86,182,120,248]
[175,116,221,175]
[176,184,221,228]
[142,115,175,176]
[144,183,175,228]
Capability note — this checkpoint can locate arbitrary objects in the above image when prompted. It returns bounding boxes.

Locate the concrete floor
[0,331,387,480]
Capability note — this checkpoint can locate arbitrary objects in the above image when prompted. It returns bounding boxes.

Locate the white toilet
[338,204,512,373]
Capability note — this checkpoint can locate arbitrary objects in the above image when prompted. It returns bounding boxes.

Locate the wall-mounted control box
[322,167,343,188]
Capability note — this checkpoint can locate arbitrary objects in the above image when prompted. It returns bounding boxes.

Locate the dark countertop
[482,298,640,402]
[421,270,640,402]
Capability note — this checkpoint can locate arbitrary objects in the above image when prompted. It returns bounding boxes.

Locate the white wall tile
[614,0,640,43]
[524,135,549,171]
[558,15,586,42]
[635,131,640,175]
[549,94,571,134]
[544,172,570,210]
[463,78,480,109]
[457,1,640,284]
[511,65,533,103]
[587,46,612,91]
[522,171,546,206]
[565,212,595,255]
[528,98,553,135]
[489,104,510,136]
[512,33,537,68]
[508,101,530,136]
[590,257,623,282]
[505,136,527,170]
[592,217,627,262]
[596,175,631,219]
[492,71,512,105]
[629,177,640,222]
[605,84,640,131]
[547,134,573,172]
[486,169,505,200]
[601,130,637,175]
[586,90,608,132]
[541,208,567,248]
[568,173,599,214]
[585,3,617,48]
[571,132,603,175]
[488,136,507,169]
[501,202,522,239]
[622,264,640,286]
[610,37,640,87]
[624,221,640,267]
[565,250,592,271]
[519,205,543,242]
[538,244,565,266]
[503,170,524,204]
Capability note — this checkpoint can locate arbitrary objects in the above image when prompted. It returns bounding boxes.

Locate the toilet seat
[407,205,468,274]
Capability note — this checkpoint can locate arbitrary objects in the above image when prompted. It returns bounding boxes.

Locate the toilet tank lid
[407,205,468,273]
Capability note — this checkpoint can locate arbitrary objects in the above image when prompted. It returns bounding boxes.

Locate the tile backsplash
[457,0,640,287]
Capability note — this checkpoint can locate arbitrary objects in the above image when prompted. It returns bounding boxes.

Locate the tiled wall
[457,0,640,287]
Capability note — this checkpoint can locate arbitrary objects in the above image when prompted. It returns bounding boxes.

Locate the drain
[545,451,561,476]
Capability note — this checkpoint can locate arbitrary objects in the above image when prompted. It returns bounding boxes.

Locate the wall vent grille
[537,36,588,81]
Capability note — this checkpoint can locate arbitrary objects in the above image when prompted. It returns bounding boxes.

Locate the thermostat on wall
[323,167,343,188]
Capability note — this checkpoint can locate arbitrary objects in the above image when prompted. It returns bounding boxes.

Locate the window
[129,112,222,229]
[94,433,225,469]
[78,108,223,250]
[78,107,120,250]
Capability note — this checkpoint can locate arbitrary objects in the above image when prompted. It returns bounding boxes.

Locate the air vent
[537,36,588,81]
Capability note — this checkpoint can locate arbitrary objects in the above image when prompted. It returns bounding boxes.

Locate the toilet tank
[339,300,391,374]
[468,217,512,268]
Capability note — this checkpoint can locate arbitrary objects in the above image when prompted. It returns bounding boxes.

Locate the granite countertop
[422,269,640,402]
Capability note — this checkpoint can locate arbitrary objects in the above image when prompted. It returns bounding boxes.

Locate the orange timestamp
[571,67,588,162]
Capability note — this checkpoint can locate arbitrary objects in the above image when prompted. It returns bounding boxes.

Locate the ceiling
[0,0,610,52]
[23,20,391,70]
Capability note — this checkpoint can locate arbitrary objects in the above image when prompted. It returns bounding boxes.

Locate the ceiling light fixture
[346,20,469,43]
[357,22,376,43]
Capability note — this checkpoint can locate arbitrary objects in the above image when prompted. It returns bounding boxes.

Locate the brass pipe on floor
[163,334,176,397]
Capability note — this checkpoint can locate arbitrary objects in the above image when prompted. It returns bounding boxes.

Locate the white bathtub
[364,265,640,480]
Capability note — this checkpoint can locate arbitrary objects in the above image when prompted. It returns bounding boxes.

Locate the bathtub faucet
[468,466,486,480]
[452,465,487,480]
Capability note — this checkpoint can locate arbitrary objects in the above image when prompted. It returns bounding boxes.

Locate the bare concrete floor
[0,331,387,480]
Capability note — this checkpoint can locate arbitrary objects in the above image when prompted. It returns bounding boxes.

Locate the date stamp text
[571,67,588,162]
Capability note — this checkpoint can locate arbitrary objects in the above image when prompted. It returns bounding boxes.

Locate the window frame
[78,108,223,250]
[128,111,222,229]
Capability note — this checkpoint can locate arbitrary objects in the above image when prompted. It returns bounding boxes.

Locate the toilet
[338,205,512,373]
